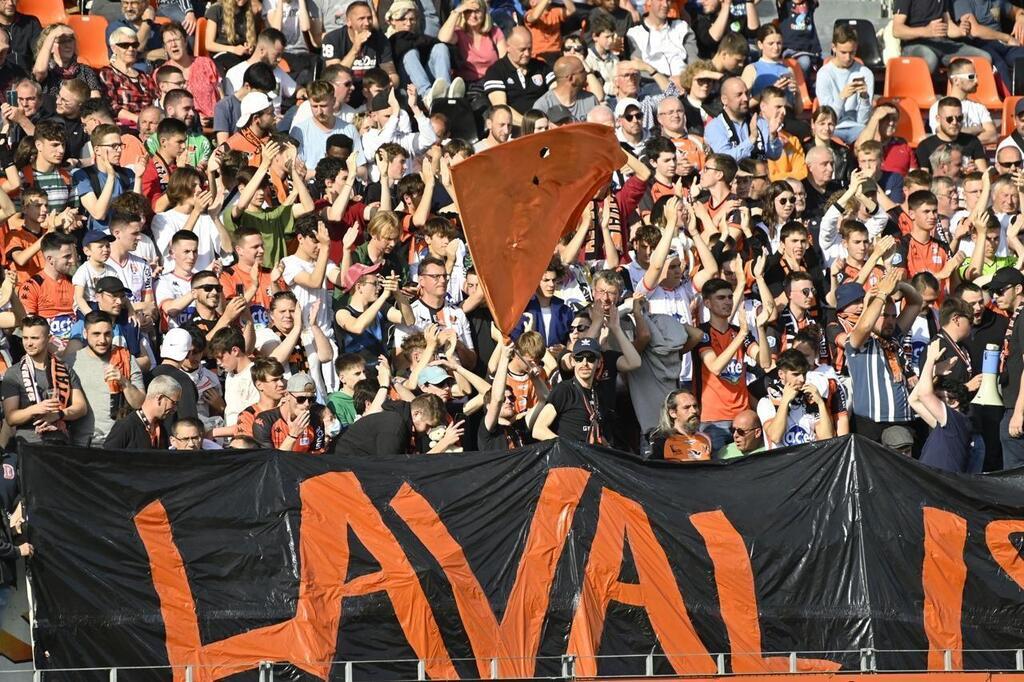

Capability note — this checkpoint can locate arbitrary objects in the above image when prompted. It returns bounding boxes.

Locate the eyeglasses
[618,71,640,79]
[421,272,450,280]
[944,115,965,124]
[703,166,722,173]
[163,80,186,88]
[194,284,221,293]
[797,287,813,297]
[659,109,683,117]
[97,142,125,150]
[778,196,795,205]
[570,324,590,332]
[622,112,642,122]
[293,395,314,404]
[162,394,179,409]
[955,73,977,81]
[172,434,203,443]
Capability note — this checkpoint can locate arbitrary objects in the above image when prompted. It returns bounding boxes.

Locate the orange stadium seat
[194,17,209,57]
[957,55,1002,111]
[1003,95,1022,137]
[785,57,812,112]
[67,15,110,70]
[19,0,67,26]
[884,57,936,111]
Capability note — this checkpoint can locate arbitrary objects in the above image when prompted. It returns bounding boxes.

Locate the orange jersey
[506,368,548,415]
[20,272,75,339]
[236,405,258,438]
[4,228,45,284]
[219,264,284,329]
[527,6,565,55]
[694,321,753,422]
[656,431,713,461]
[901,235,949,280]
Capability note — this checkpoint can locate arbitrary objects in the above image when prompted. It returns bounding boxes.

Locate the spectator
[100,27,160,129]
[333,392,458,454]
[648,389,712,461]
[740,25,800,109]
[322,1,399,94]
[892,0,989,74]
[803,106,850,181]
[916,97,989,172]
[169,417,222,449]
[214,62,276,143]
[106,0,166,64]
[705,77,783,162]
[814,24,873,144]
[625,0,696,77]
[32,24,103,99]
[482,26,551,127]
[18,231,77,347]
[204,0,259,74]
[145,89,212,167]
[756,349,833,447]
[716,409,764,459]
[0,0,40,71]
[104,374,182,448]
[929,58,998,145]
[531,55,597,122]
[912,339,974,472]
[263,0,324,86]
[475,104,513,151]
[385,0,452,104]
[75,124,140,231]
[225,29,298,113]
[777,0,821,79]
[161,22,221,125]
[438,0,505,87]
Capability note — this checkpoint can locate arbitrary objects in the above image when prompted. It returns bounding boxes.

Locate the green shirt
[145,132,212,168]
[223,204,295,269]
[959,255,1017,279]
[716,443,765,460]
[327,390,358,426]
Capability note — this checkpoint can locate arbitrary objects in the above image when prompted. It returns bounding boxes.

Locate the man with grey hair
[802,145,841,230]
[928,144,964,182]
[103,374,183,448]
[586,104,615,127]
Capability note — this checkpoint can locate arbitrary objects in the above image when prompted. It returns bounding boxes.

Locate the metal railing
[11,649,1024,680]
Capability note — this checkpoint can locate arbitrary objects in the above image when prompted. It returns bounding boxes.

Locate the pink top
[453,26,504,82]
[184,56,222,119]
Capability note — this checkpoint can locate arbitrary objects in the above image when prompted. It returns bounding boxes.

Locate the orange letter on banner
[922,506,968,671]
[391,467,589,679]
[134,472,456,682]
[986,520,1024,587]
[566,488,716,677]
[689,510,840,673]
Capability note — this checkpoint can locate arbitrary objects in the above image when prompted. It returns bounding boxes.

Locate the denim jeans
[700,420,733,452]
[401,44,453,97]
[999,408,1024,470]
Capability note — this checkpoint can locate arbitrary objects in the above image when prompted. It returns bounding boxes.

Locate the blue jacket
[511,296,575,346]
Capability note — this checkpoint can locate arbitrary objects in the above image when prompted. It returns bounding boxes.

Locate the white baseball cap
[236,92,274,127]
[614,98,642,119]
[160,328,193,362]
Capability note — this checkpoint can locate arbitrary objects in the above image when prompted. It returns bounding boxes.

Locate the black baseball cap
[572,337,601,358]
[985,267,1024,294]
[94,276,130,296]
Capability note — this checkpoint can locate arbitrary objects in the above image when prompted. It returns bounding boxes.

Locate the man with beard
[67,311,145,446]
[531,56,598,123]
[66,276,155,371]
[916,97,988,173]
[474,105,513,152]
[253,372,331,454]
[145,90,211,168]
[648,389,712,461]
[228,92,277,167]
[19,231,77,348]
[615,99,646,157]
[704,77,783,162]
[956,281,1006,471]
[188,270,252,344]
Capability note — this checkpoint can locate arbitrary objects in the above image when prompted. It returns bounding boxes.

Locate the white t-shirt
[155,272,196,329]
[224,364,259,426]
[72,261,119,306]
[281,255,341,339]
[224,60,297,113]
[106,252,154,304]
[756,373,830,448]
[928,98,992,134]
[394,298,475,351]
[151,210,223,272]
[129,233,160,264]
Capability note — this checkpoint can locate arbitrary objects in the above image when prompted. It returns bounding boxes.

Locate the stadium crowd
[0,0,1020,530]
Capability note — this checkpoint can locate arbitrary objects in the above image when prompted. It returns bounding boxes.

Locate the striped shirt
[845,335,913,423]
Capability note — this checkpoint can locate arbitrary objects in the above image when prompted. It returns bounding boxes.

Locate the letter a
[566,488,716,677]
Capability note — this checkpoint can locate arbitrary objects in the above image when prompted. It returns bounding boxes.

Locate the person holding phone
[814,23,874,144]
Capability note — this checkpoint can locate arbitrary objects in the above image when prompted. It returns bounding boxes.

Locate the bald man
[482,26,554,126]
[703,76,782,162]
[716,410,764,459]
[586,104,614,127]
[532,56,598,123]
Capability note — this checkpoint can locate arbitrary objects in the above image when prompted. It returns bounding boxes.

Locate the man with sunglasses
[927,59,997,144]
[533,337,611,445]
[916,97,988,173]
[716,410,764,459]
[252,372,330,453]
[615,99,647,156]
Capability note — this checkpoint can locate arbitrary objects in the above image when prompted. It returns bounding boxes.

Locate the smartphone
[5,91,15,107]
[235,284,244,297]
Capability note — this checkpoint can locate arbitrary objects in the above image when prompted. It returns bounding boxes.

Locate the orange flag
[451,123,626,336]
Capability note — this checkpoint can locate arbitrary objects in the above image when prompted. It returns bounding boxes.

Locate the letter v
[390,466,590,679]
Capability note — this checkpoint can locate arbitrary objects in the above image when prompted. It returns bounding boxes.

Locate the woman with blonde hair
[204,0,260,73]
[99,27,158,129]
[438,0,505,88]
[31,24,103,98]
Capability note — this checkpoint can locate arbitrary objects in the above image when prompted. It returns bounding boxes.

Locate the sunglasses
[955,73,977,81]
[575,353,600,364]
[778,196,795,205]
[797,287,814,297]
[695,77,716,86]
[944,115,965,124]
[1000,160,1023,168]
[116,41,140,49]
[622,112,642,122]
[730,426,756,436]
[293,395,314,404]
[570,324,590,332]
[194,284,221,293]
[564,45,584,53]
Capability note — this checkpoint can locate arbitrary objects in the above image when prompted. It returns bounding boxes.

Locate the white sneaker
[448,76,466,100]
[427,78,449,109]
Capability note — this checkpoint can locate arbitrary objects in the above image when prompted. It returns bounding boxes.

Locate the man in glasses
[75,123,140,232]
[103,375,181,449]
[716,410,764,459]
[614,99,646,157]
[395,255,477,368]
[253,372,330,454]
[169,418,220,450]
[916,97,988,173]
[928,59,997,144]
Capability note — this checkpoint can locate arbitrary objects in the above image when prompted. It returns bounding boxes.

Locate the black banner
[21,436,1024,680]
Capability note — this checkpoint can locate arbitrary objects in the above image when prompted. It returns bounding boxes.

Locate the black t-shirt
[966,308,1009,373]
[150,364,199,434]
[321,28,394,81]
[893,0,945,29]
[334,400,413,455]
[6,14,41,71]
[1001,306,1024,407]
[481,56,554,115]
[48,114,88,160]
[916,133,987,170]
[204,4,249,47]
[546,350,621,444]
[104,411,164,449]
[476,417,529,452]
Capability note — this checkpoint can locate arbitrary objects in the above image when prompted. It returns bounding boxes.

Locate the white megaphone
[972,343,1004,407]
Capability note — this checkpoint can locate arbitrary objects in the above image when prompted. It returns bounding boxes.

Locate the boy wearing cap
[73,231,119,316]
[253,372,330,453]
